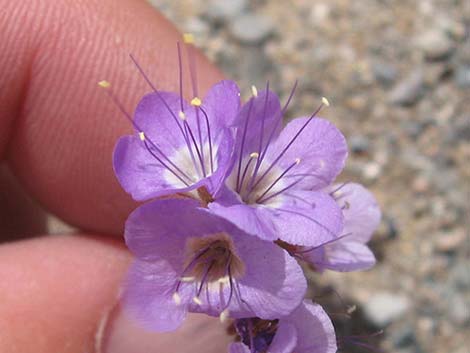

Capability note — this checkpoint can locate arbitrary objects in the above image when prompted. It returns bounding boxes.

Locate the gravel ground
[147,1,469,352]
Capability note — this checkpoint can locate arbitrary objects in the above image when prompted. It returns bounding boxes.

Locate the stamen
[173,292,182,305]
[275,208,338,238]
[180,276,195,282]
[256,159,301,204]
[128,54,200,177]
[99,83,192,185]
[251,98,327,191]
[97,80,111,88]
[184,40,205,175]
[177,42,185,113]
[219,309,229,323]
[238,153,258,194]
[190,97,202,106]
[295,232,353,254]
[236,100,255,192]
[199,106,214,173]
[183,33,195,44]
[281,79,298,115]
[247,81,270,192]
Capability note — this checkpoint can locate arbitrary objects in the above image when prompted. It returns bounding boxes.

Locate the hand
[0,0,230,352]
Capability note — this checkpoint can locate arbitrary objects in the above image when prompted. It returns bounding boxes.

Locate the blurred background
[144,0,469,352]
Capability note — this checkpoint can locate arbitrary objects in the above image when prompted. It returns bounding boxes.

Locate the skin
[0,0,231,352]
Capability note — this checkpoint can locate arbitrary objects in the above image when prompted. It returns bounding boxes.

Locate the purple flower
[286,183,381,272]
[209,86,347,247]
[123,198,307,332]
[113,80,241,202]
[229,300,337,353]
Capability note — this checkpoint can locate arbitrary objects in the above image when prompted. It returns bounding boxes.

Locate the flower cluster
[109,49,381,353]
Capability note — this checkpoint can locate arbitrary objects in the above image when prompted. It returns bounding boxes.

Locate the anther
[172,292,182,305]
[219,309,229,323]
[295,158,301,165]
[183,33,195,44]
[250,152,259,158]
[178,111,186,120]
[192,296,203,305]
[98,80,111,88]
[251,85,258,97]
[190,97,202,106]
[321,96,330,106]
[138,132,145,141]
[217,276,230,284]
[180,276,195,282]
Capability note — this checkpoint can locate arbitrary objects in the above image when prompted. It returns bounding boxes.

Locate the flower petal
[285,301,337,353]
[268,322,297,353]
[202,80,241,132]
[208,203,278,242]
[229,343,251,353]
[227,233,307,319]
[264,117,347,190]
[320,241,376,272]
[123,259,189,332]
[332,183,381,243]
[271,190,344,246]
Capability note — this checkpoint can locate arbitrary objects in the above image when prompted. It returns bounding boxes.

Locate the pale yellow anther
[172,292,182,305]
[190,97,202,106]
[98,80,111,88]
[139,132,146,141]
[321,96,330,107]
[219,309,230,323]
[180,276,195,282]
[192,296,203,305]
[295,158,301,165]
[183,33,195,44]
[178,111,186,120]
[250,152,259,159]
[251,85,258,97]
[217,276,230,284]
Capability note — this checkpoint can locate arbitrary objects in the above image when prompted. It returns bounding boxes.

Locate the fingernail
[97,303,232,353]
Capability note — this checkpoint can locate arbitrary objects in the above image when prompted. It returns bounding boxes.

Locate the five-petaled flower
[113,79,241,203]
[123,198,307,332]
[209,85,347,248]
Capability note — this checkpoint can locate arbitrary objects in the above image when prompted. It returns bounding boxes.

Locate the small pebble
[388,69,424,106]
[230,14,274,44]
[364,292,410,327]
[349,135,370,154]
[363,161,382,181]
[372,61,398,86]
[205,0,247,22]
[417,29,454,61]
[435,229,465,253]
[455,65,470,88]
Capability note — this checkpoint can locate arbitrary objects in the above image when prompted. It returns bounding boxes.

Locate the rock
[388,70,424,106]
[446,292,470,325]
[363,292,410,327]
[362,161,382,181]
[391,325,416,348]
[417,29,454,61]
[455,65,470,88]
[230,14,274,44]
[372,61,398,86]
[349,135,370,154]
[205,0,247,22]
[435,229,466,253]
